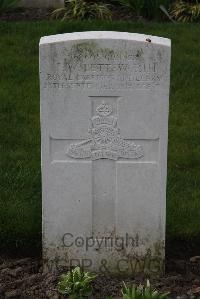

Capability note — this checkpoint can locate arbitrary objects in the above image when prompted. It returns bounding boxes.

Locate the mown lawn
[0,21,200,255]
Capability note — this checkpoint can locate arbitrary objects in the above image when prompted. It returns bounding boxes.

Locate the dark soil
[0,240,199,298]
[0,7,138,22]
[0,255,199,298]
[0,8,53,21]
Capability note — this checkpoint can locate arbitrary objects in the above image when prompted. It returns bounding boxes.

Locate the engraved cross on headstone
[65,96,144,237]
[50,95,159,238]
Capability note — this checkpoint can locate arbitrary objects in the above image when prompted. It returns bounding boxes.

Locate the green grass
[0,21,200,254]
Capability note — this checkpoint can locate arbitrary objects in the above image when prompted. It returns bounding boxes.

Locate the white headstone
[40,31,171,275]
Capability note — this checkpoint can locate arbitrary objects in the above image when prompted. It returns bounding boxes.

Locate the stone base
[43,241,165,276]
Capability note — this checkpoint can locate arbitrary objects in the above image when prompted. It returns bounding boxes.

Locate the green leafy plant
[51,0,112,20]
[121,281,143,299]
[143,0,171,19]
[116,0,171,20]
[58,266,96,299]
[89,2,112,20]
[121,280,169,299]
[0,0,19,12]
[116,0,145,16]
[170,0,200,22]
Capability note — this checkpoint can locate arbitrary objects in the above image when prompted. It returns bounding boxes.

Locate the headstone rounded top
[40,31,171,47]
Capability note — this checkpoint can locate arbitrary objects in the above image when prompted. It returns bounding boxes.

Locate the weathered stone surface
[40,31,171,275]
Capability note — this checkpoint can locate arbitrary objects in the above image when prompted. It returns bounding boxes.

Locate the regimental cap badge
[96,101,112,116]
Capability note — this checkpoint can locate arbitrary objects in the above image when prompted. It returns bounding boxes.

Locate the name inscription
[43,43,167,90]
